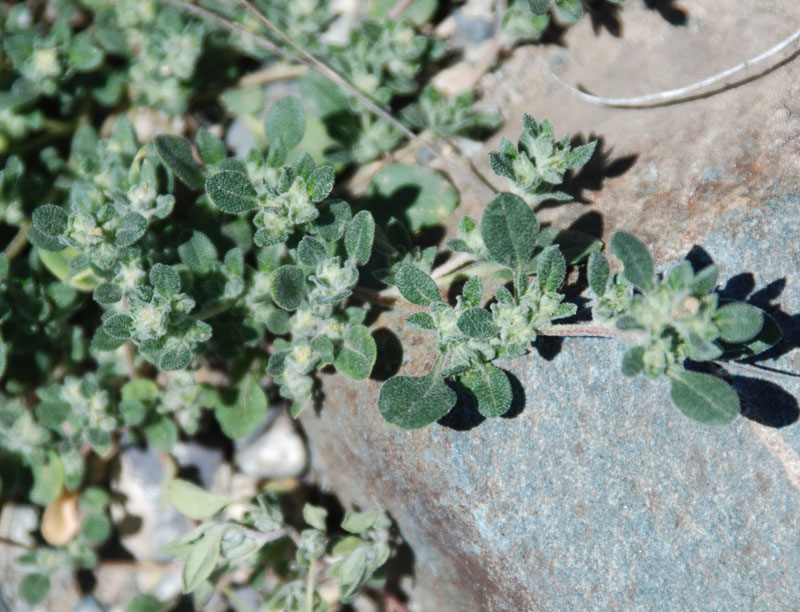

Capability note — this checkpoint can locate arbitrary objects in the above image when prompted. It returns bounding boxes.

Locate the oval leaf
[345,210,375,265]
[481,193,538,272]
[265,96,306,151]
[610,232,653,291]
[668,369,739,425]
[334,324,377,380]
[154,135,204,190]
[395,265,441,306]
[457,307,498,339]
[206,171,259,214]
[270,265,306,310]
[214,378,267,438]
[460,365,512,417]
[378,372,457,429]
[168,478,233,520]
[714,302,764,344]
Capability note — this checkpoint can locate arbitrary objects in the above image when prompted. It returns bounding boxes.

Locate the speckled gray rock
[301,3,800,610]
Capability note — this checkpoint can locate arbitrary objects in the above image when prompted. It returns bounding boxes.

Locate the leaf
[308,166,336,202]
[587,252,609,295]
[610,232,653,291]
[149,263,181,296]
[91,328,127,352]
[537,245,566,292]
[81,513,112,544]
[179,231,218,274]
[378,372,457,429]
[297,236,328,268]
[460,365,512,417]
[668,369,740,425]
[196,128,227,165]
[719,311,782,360]
[395,265,441,306]
[154,135,203,189]
[160,347,192,371]
[555,0,582,21]
[481,193,538,273]
[334,324,377,380]
[714,302,764,344]
[313,199,351,241]
[564,141,596,169]
[29,205,68,251]
[366,164,459,232]
[93,282,122,305]
[168,479,233,520]
[345,210,375,265]
[265,96,306,151]
[690,265,719,294]
[270,265,306,310]
[19,573,50,605]
[116,213,147,246]
[621,346,645,377]
[303,504,328,531]
[527,0,551,14]
[405,312,436,330]
[206,171,259,214]
[145,416,178,450]
[30,452,64,506]
[183,530,223,593]
[103,314,133,339]
[462,277,483,307]
[457,308,498,339]
[214,378,267,438]
[553,229,600,264]
[126,594,167,612]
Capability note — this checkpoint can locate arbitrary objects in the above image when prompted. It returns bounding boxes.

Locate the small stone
[171,441,224,489]
[235,412,307,479]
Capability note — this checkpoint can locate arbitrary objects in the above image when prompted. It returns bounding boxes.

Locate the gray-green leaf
[610,232,653,291]
[457,307,498,339]
[378,372,457,429]
[265,96,306,151]
[168,478,233,520]
[460,365,512,417]
[481,193,538,273]
[345,210,375,265]
[395,265,441,306]
[668,369,739,425]
[537,245,566,292]
[714,302,764,344]
[154,135,204,190]
[206,171,259,214]
[270,265,306,310]
[587,251,609,296]
[214,378,267,438]
[334,324,377,380]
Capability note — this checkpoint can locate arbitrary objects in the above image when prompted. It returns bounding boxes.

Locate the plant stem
[430,251,474,280]
[305,557,316,612]
[236,63,308,87]
[538,323,642,341]
[3,220,30,262]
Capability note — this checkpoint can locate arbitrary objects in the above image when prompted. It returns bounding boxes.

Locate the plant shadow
[535,136,638,211]
[643,0,689,26]
[438,370,526,431]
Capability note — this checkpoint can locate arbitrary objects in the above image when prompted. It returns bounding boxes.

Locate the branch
[538,323,642,341]
[549,27,800,108]
[3,220,29,262]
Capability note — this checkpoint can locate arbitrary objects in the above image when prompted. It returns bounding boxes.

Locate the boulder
[301,2,800,610]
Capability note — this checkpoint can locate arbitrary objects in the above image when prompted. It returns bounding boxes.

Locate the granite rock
[301,2,800,610]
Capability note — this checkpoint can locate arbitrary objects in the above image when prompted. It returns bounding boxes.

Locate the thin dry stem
[549,27,800,108]
[3,221,30,262]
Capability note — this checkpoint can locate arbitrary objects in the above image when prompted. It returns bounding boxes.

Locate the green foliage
[489,115,596,204]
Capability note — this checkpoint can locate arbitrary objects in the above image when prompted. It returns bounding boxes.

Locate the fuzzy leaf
[537,245,566,292]
[395,265,441,306]
[215,378,267,438]
[564,141,596,169]
[206,171,258,214]
[378,372,457,429]
[719,311,782,360]
[116,213,147,246]
[168,479,233,520]
[714,302,764,344]
[334,325,377,380]
[149,263,181,296]
[405,312,436,330]
[29,205,68,251]
[462,277,483,307]
[303,504,328,531]
[313,200,351,241]
[179,231,218,274]
[265,96,306,151]
[587,252,610,296]
[160,347,192,371]
[270,265,306,310]
[461,365,512,417]
[103,314,133,339]
[457,308,498,339]
[183,531,223,593]
[297,236,327,268]
[555,0,582,21]
[154,135,203,189]
[19,574,50,605]
[691,265,719,294]
[93,283,122,305]
[146,416,178,450]
[481,193,538,272]
[610,232,653,291]
[527,0,551,14]
[308,166,336,202]
[196,128,227,165]
[668,369,739,425]
[345,211,375,265]
[621,346,645,377]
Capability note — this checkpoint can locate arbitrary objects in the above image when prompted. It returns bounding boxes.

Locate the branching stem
[3,221,30,262]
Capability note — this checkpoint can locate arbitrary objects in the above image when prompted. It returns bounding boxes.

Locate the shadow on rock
[732,375,799,428]
[538,136,638,211]
[643,0,689,26]
[371,328,404,381]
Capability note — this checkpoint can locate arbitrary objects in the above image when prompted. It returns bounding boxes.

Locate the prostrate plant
[163,479,392,610]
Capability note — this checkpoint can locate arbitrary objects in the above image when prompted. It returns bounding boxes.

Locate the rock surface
[301,2,800,610]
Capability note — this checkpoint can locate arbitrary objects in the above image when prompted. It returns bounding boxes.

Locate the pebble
[235,411,307,480]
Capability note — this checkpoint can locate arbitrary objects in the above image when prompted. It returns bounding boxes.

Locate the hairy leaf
[461,365,512,417]
[345,210,375,265]
[206,171,258,214]
[587,252,609,295]
[154,135,203,189]
[168,479,233,520]
[215,378,267,438]
[537,245,566,292]
[334,325,377,380]
[714,302,764,344]
[378,372,457,429]
[457,307,498,339]
[668,369,739,425]
[270,265,306,310]
[265,96,306,151]
[481,193,538,272]
[610,232,653,291]
[150,263,181,296]
[395,265,441,305]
